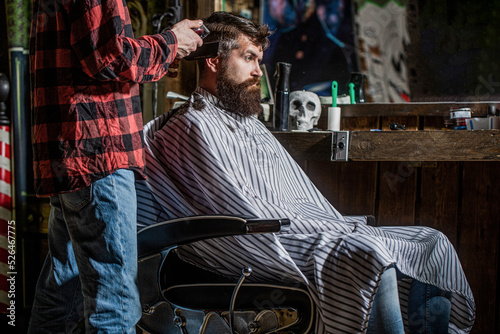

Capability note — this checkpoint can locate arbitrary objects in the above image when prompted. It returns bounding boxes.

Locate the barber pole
[0,73,11,313]
[0,126,12,313]
[2,0,31,317]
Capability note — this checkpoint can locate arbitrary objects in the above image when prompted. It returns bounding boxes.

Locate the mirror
[225,0,500,102]
[406,0,500,102]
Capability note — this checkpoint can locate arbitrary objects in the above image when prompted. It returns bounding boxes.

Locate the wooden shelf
[273,130,500,161]
[322,101,500,117]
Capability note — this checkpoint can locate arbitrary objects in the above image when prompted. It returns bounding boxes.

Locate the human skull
[289,91,321,131]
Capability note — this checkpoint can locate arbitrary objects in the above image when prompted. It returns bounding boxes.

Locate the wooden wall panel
[381,116,418,131]
[341,116,379,131]
[304,160,497,333]
[418,162,460,246]
[459,162,500,334]
[306,161,378,216]
[424,116,446,130]
[377,161,418,226]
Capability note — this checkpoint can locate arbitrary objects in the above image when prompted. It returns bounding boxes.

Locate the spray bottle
[273,62,292,131]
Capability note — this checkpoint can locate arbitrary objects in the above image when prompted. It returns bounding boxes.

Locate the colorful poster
[262,0,360,96]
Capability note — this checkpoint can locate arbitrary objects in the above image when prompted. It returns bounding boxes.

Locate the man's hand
[170,19,204,59]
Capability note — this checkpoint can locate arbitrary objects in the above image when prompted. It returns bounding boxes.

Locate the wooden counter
[273,130,500,161]
[272,101,500,162]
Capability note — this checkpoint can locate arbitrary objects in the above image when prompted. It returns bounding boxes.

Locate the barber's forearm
[74,33,178,83]
[70,0,177,83]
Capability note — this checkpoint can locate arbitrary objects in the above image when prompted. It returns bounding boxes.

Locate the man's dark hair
[198,12,272,70]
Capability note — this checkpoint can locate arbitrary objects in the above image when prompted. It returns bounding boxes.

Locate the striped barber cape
[140,87,475,333]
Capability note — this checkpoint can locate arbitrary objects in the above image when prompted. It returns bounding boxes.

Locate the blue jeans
[367,267,405,334]
[407,280,451,334]
[367,268,451,334]
[28,169,141,334]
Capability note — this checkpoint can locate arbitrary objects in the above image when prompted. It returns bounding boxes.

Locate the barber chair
[136,181,315,334]
[137,216,315,334]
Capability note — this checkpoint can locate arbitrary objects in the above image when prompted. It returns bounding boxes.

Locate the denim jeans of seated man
[367,267,405,334]
[367,267,451,334]
[407,279,451,334]
[28,169,141,334]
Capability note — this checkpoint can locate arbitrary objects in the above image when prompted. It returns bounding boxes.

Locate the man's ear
[205,56,220,73]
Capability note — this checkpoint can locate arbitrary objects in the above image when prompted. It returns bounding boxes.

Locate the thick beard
[216,65,262,118]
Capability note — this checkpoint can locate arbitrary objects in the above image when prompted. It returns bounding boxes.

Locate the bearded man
[140,11,474,334]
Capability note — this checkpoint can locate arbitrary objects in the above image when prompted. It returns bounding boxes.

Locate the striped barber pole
[0,124,12,313]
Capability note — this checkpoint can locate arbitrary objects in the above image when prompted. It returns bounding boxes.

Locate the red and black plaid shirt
[30,0,177,196]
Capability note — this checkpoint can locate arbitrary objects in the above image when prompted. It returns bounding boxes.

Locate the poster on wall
[261,0,360,97]
[355,0,410,102]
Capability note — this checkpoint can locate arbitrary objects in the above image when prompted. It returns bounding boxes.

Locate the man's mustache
[241,77,261,88]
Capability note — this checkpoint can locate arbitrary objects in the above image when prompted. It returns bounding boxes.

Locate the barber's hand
[170,19,204,59]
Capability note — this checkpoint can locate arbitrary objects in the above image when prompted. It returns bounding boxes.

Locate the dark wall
[410,0,500,100]
[1,2,11,78]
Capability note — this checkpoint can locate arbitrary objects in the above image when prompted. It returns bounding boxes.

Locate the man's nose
[252,62,263,77]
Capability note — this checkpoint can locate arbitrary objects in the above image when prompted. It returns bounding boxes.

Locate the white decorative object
[289,91,321,131]
[328,107,341,131]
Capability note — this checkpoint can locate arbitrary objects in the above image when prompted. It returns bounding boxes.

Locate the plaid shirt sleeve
[69,0,177,82]
[30,0,182,196]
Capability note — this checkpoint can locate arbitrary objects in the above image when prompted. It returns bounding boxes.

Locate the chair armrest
[137,215,290,259]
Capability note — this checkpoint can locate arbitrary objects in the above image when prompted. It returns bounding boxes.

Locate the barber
[28,1,202,332]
